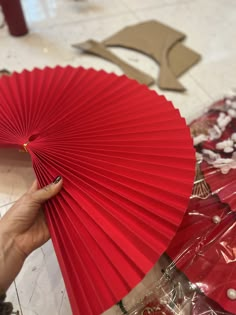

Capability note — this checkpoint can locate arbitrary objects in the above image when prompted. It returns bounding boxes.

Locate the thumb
[31,176,63,204]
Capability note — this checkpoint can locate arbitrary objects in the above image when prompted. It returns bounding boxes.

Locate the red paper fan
[0,66,195,315]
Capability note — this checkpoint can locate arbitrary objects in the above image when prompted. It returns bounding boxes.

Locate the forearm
[0,229,25,293]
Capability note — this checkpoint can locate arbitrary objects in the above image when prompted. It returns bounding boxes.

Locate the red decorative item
[192,294,234,315]
[167,96,236,314]
[0,66,195,314]
[167,194,231,258]
[202,162,236,211]
[192,96,236,212]
[141,300,173,315]
[170,213,236,315]
[0,0,28,36]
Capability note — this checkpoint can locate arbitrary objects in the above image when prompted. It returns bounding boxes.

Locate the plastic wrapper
[114,93,236,315]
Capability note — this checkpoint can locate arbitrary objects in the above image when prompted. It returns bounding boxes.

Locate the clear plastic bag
[116,93,236,315]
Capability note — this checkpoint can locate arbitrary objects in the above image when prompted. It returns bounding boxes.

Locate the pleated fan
[0,66,195,315]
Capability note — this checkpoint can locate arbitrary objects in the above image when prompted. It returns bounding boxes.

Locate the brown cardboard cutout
[74,21,201,91]
[103,20,186,91]
[168,43,201,78]
[73,40,154,86]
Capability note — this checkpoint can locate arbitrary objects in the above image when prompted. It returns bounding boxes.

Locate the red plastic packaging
[121,93,236,315]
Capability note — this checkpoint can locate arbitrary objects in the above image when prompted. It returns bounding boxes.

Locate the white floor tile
[133,0,236,102]
[122,0,187,11]
[135,0,236,55]
[15,244,66,315]
[0,13,138,72]
[21,0,129,29]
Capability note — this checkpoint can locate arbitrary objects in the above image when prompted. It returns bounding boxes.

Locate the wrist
[0,228,25,292]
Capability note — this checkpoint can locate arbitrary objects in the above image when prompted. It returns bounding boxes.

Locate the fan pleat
[34,164,146,279]
[0,66,195,315]
[33,157,158,274]
[48,210,109,315]
[33,149,183,232]
[32,148,191,221]
[45,148,194,184]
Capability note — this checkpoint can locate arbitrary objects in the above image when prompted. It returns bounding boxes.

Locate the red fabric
[170,213,236,314]
[167,194,231,258]
[202,162,236,212]
[194,97,236,212]
[0,67,195,314]
[192,294,233,315]
[141,300,173,315]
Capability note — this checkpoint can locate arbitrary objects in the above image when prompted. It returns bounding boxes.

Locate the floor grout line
[58,288,66,315]
[189,73,215,101]
[27,10,136,31]
[121,0,192,17]
[14,281,24,315]
[0,200,16,208]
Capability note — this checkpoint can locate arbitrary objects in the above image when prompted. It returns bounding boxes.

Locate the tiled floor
[0,0,235,314]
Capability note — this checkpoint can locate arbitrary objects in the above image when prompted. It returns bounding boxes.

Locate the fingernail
[53,176,62,184]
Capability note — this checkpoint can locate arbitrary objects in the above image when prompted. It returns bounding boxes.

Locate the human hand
[0,176,63,293]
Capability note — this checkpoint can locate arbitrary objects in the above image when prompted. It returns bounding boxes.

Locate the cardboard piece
[73,40,154,86]
[74,21,201,91]
[168,42,201,78]
[103,21,186,91]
